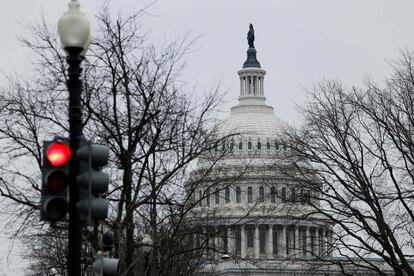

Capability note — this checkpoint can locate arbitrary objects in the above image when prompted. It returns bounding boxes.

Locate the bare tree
[0,7,230,276]
[284,51,414,275]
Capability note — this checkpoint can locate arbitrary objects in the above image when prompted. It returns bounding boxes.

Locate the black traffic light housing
[92,231,120,276]
[76,139,110,225]
[40,138,71,221]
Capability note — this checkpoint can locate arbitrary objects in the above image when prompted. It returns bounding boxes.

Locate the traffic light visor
[46,143,71,167]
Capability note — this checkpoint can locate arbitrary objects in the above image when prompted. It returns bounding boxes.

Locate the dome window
[257,141,261,150]
[266,141,271,150]
[303,190,310,204]
[247,186,253,203]
[199,190,203,206]
[215,187,220,204]
[225,187,230,203]
[259,186,264,202]
[270,186,276,203]
[230,141,234,151]
[281,187,286,202]
[239,142,243,150]
[275,141,279,150]
[248,141,252,150]
[206,188,210,206]
[300,189,305,204]
[291,188,296,202]
[236,187,241,203]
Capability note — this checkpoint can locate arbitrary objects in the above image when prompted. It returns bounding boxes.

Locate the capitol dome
[190,25,335,276]
[205,47,292,167]
[214,74,291,161]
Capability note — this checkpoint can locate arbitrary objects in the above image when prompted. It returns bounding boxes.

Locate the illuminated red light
[46,143,71,167]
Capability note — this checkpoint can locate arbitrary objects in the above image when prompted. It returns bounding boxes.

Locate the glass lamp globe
[58,0,90,56]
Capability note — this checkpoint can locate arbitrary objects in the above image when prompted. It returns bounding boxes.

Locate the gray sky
[1,0,414,274]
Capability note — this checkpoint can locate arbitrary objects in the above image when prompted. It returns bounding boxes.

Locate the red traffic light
[46,143,71,167]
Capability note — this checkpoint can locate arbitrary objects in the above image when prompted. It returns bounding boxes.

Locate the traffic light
[92,253,119,276]
[40,139,71,221]
[92,231,119,276]
[76,140,110,225]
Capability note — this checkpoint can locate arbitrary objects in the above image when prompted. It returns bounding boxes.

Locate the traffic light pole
[67,47,84,276]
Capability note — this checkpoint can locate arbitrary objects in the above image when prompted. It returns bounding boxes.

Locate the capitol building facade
[188,27,393,276]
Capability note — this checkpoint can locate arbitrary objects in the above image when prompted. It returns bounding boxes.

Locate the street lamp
[58,1,90,275]
[58,0,90,55]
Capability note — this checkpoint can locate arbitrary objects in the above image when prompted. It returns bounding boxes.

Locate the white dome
[216,104,289,139]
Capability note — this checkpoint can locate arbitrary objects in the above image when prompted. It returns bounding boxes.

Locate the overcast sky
[1,0,414,274]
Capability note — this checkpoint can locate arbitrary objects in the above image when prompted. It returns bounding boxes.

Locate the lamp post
[58,0,90,275]
[142,234,153,276]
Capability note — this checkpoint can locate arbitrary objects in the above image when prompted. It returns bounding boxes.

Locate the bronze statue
[247,23,255,48]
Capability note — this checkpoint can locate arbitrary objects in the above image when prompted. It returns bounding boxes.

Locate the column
[267,224,273,258]
[305,226,311,256]
[254,225,260,258]
[320,229,326,257]
[240,77,243,96]
[261,76,264,95]
[295,226,299,258]
[227,227,233,255]
[327,230,333,256]
[318,229,322,257]
[241,225,246,258]
[259,76,262,95]
[281,225,287,257]
[259,77,263,95]
[253,76,256,94]
[215,227,221,255]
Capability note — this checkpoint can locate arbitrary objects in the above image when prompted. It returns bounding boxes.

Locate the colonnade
[239,74,265,96]
[205,224,333,259]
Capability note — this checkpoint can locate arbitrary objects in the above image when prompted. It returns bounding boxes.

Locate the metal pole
[67,46,84,276]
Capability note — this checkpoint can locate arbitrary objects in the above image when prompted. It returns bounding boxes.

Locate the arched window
[257,141,261,150]
[281,187,286,202]
[304,190,310,204]
[222,141,226,151]
[225,187,230,203]
[259,186,264,202]
[291,188,296,202]
[248,141,252,150]
[230,140,234,151]
[239,141,243,150]
[266,141,271,150]
[283,143,287,150]
[303,191,310,203]
[215,188,220,204]
[270,186,276,203]
[206,188,210,206]
[300,189,304,204]
[275,141,279,150]
[199,190,203,206]
[236,187,241,203]
[248,187,253,203]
